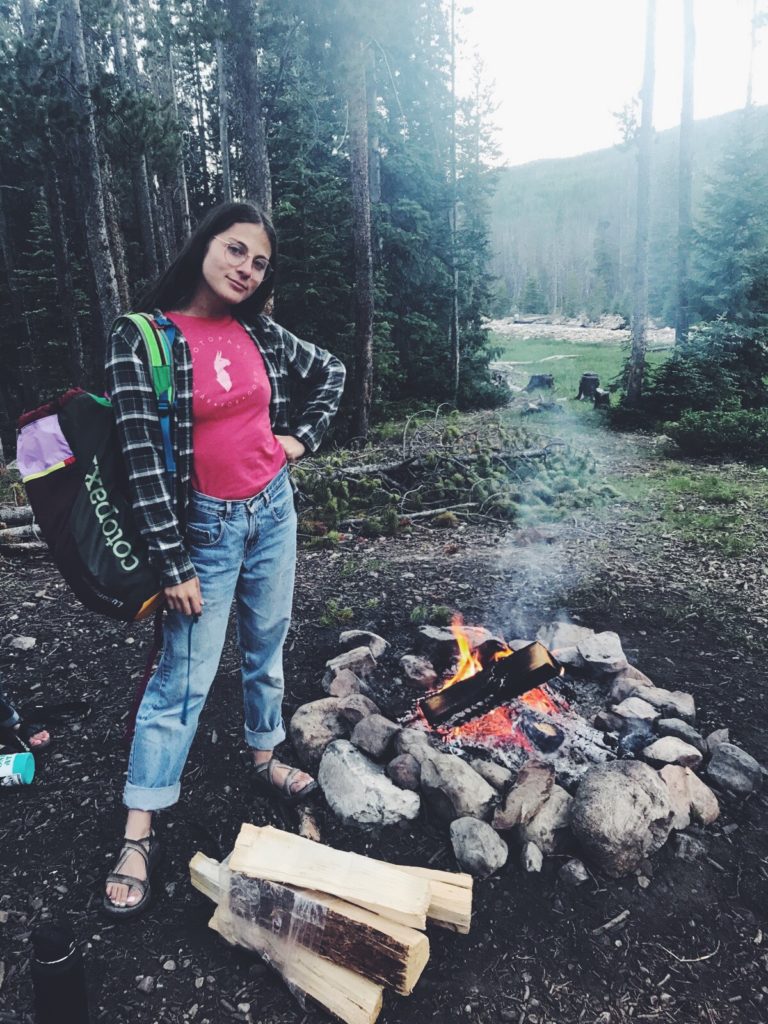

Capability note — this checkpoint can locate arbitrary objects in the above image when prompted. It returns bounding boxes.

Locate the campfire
[413,616,613,783]
[287,617,763,886]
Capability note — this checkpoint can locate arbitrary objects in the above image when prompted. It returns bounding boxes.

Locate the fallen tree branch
[0,525,41,543]
[0,505,33,526]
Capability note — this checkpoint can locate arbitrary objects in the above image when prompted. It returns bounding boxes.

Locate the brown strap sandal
[103,832,162,919]
[253,759,318,805]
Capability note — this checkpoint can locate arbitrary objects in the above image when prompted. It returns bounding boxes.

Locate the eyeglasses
[213,236,272,277]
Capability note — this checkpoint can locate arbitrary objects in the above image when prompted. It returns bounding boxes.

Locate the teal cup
[0,751,36,785]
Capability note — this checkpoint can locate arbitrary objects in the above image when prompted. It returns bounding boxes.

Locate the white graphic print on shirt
[214,350,233,392]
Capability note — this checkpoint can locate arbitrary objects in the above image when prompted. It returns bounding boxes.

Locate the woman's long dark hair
[138,201,278,320]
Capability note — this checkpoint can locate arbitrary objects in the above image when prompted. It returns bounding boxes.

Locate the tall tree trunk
[19,0,37,38]
[347,37,374,443]
[119,0,160,281]
[675,0,695,346]
[448,0,459,405]
[167,40,191,241]
[0,184,38,405]
[228,0,272,210]
[217,37,232,202]
[191,31,211,205]
[626,0,656,406]
[64,0,121,369]
[43,158,85,381]
[366,46,381,206]
[746,0,758,107]
[100,152,131,312]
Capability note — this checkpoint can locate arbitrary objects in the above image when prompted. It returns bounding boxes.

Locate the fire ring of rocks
[289,621,764,881]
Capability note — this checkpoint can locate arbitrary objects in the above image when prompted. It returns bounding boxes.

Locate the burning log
[189,854,430,995]
[419,641,562,728]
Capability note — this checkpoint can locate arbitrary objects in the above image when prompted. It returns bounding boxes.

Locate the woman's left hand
[276,435,306,463]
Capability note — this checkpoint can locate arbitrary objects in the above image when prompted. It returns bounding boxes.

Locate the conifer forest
[0,0,500,447]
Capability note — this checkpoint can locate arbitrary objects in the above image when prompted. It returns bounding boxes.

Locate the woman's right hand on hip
[163,577,204,617]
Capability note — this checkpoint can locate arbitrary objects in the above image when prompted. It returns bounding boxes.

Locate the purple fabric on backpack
[17,415,73,479]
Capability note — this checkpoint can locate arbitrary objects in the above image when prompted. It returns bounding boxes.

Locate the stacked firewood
[189,824,473,1024]
[0,505,45,551]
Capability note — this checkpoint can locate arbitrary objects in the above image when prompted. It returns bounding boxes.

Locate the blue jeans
[124,465,297,811]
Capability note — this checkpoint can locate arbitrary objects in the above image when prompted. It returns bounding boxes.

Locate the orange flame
[442,615,484,687]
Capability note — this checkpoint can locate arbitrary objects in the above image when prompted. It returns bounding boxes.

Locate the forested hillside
[491,105,768,323]
[0,0,500,449]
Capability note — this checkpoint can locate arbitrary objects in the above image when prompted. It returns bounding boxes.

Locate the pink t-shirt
[168,312,286,499]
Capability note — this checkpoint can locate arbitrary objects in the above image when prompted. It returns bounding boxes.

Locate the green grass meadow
[490,333,671,399]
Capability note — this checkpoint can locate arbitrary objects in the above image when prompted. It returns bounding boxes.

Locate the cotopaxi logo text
[84,456,140,572]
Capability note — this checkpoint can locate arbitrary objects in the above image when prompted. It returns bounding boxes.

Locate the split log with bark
[188,824,473,1024]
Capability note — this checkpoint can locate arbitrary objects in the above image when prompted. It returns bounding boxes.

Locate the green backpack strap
[123,312,177,475]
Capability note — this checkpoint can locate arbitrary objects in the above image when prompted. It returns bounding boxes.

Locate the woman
[103,201,345,918]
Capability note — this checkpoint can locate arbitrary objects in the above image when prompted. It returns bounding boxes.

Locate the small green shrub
[320,598,355,627]
[667,409,768,460]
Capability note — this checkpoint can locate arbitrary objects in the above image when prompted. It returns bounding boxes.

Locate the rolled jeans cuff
[0,710,20,730]
[123,780,181,811]
[245,720,286,751]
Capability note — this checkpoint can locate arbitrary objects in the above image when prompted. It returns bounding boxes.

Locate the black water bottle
[30,918,90,1024]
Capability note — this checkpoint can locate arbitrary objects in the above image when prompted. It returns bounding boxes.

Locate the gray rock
[536,621,594,651]
[593,709,626,733]
[449,817,508,878]
[552,645,585,669]
[658,765,719,826]
[642,737,703,769]
[705,728,730,756]
[517,785,572,854]
[656,718,705,753]
[559,858,589,886]
[706,742,763,796]
[386,753,421,791]
[420,752,497,822]
[468,758,514,791]
[637,686,696,723]
[327,668,370,697]
[509,638,534,651]
[610,696,660,724]
[658,765,692,830]
[609,665,655,701]
[569,761,673,878]
[493,762,555,830]
[339,630,389,660]
[399,654,438,689]
[394,728,442,765]
[673,833,707,862]
[577,631,628,675]
[289,698,350,771]
[324,647,378,689]
[521,841,543,873]
[137,976,156,994]
[9,636,36,651]
[337,694,381,728]
[318,740,420,828]
[685,770,720,825]
[593,708,626,733]
[350,714,400,761]
[415,624,501,671]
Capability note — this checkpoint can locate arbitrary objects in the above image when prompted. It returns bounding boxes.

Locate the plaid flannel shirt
[106,312,346,588]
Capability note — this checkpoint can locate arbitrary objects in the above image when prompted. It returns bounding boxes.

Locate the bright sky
[457,0,768,166]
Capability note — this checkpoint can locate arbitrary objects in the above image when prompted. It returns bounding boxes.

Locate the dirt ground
[2,423,768,1024]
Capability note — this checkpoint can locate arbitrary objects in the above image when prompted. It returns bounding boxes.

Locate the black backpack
[16,314,176,621]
